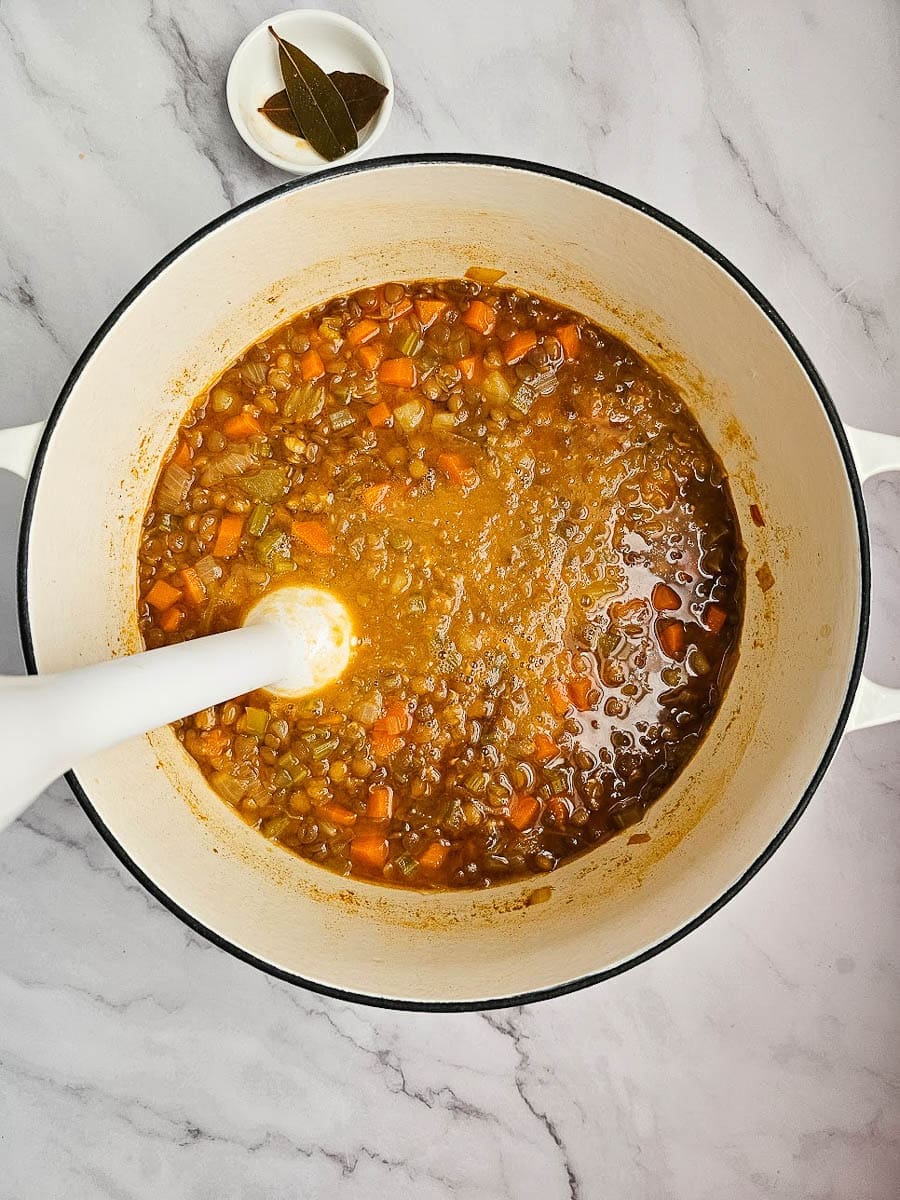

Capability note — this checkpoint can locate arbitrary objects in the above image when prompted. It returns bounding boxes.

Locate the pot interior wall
[23,162,862,1004]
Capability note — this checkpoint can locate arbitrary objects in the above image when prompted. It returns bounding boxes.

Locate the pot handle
[0,421,45,480]
[845,425,900,731]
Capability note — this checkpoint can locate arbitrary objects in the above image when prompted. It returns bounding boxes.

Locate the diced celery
[277,753,309,783]
[329,407,356,431]
[248,502,272,537]
[243,466,289,501]
[311,736,339,760]
[396,853,419,877]
[611,804,644,829]
[261,815,292,839]
[239,706,269,737]
[398,329,424,357]
[256,528,291,565]
[442,798,466,833]
[510,383,535,414]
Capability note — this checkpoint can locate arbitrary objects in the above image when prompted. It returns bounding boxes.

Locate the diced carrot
[547,795,571,825]
[367,401,393,428]
[546,679,571,717]
[346,319,380,347]
[171,440,192,469]
[705,603,727,634]
[350,835,389,871]
[567,676,593,711]
[299,348,325,380]
[145,579,182,611]
[456,355,479,382]
[533,733,559,762]
[657,619,686,658]
[437,452,476,487]
[503,329,538,365]
[179,566,206,607]
[371,730,403,757]
[461,299,496,335]
[362,482,392,513]
[366,785,394,822]
[379,357,417,388]
[320,802,357,827]
[158,606,184,633]
[418,841,449,870]
[555,323,581,360]
[358,341,385,371]
[413,298,449,329]
[651,583,681,612]
[374,699,412,737]
[213,514,244,558]
[223,411,262,439]
[291,519,334,555]
[507,794,540,832]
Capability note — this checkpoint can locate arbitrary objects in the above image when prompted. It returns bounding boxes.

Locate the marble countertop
[1,1,898,1195]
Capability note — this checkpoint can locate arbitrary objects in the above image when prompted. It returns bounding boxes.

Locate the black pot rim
[16,153,870,1013]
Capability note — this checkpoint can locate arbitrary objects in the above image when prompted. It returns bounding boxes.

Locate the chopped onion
[211,770,248,804]
[199,450,256,487]
[156,462,192,509]
[193,555,223,590]
[481,371,511,405]
[241,361,267,387]
[394,398,426,433]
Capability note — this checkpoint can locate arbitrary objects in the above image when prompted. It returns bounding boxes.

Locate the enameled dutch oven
[2,156,897,1010]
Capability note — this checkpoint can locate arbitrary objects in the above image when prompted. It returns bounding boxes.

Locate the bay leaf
[267,26,357,161]
[328,71,389,130]
[260,71,389,138]
[258,89,301,136]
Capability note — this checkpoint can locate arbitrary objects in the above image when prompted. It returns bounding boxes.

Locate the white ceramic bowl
[226,9,393,174]
[2,157,898,1009]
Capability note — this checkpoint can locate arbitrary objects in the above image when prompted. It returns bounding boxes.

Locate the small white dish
[226,9,393,175]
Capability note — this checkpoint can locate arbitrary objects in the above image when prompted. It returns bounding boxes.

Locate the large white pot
[4,157,898,1009]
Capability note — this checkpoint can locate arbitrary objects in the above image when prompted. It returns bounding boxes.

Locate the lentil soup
[138,276,744,890]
